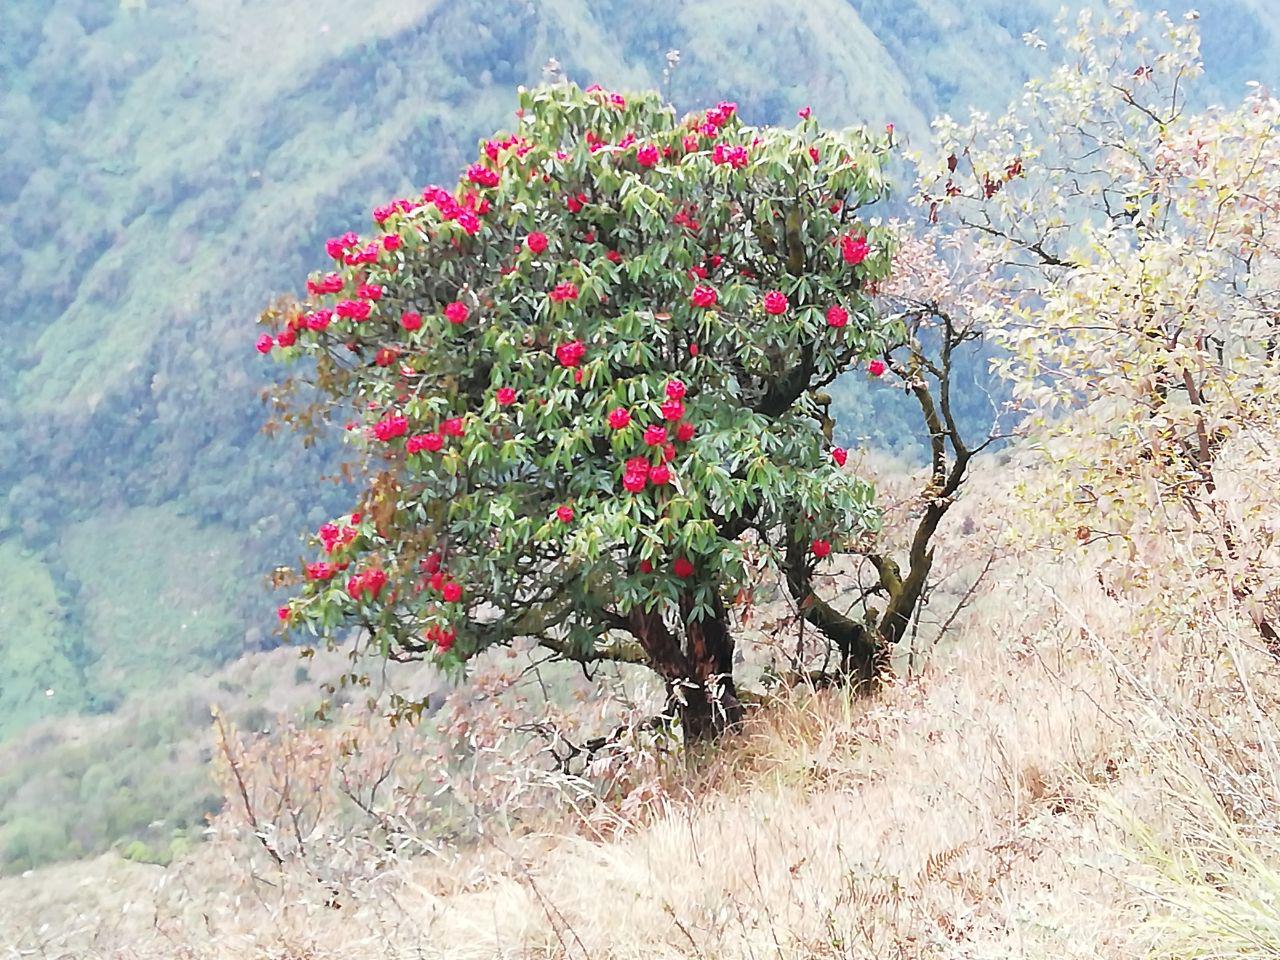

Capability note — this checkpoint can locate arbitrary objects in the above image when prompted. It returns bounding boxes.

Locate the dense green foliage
[0,0,1275,870]
[271,84,897,733]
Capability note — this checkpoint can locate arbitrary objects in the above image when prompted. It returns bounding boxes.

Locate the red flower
[623,471,647,493]
[276,605,290,623]
[556,340,586,368]
[689,343,699,357]
[496,387,517,406]
[336,299,372,321]
[372,414,409,441]
[809,147,820,163]
[526,231,549,254]
[305,309,332,331]
[676,421,695,443]
[441,581,463,604]
[445,301,470,325]
[826,305,849,328]
[357,283,383,301]
[305,562,336,581]
[314,272,344,294]
[441,417,466,438]
[832,447,848,467]
[467,163,499,188]
[374,347,398,367]
[407,432,444,453]
[382,234,402,252]
[841,234,870,265]
[276,329,296,348]
[691,285,718,308]
[255,334,274,354]
[549,282,580,303]
[868,359,887,377]
[348,568,388,600]
[689,265,708,280]
[607,407,632,430]
[644,424,667,447]
[639,559,654,574]
[401,311,423,331]
[660,398,685,421]
[666,380,687,401]
[812,539,831,559]
[606,250,623,264]
[636,144,660,168]
[798,106,812,119]
[556,505,574,523]
[673,557,695,578]
[763,291,788,315]
[712,143,749,168]
[649,463,670,485]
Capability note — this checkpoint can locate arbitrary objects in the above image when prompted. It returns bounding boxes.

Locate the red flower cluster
[763,291,788,315]
[306,273,344,296]
[840,233,870,265]
[424,624,456,652]
[305,561,337,582]
[467,163,500,188]
[406,432,444,453]
[832,447,848,467]
[319,521,357,554]
[868,359,887,377]
[556,505,574,523]
[826,304,849,328]
[549,281,579,303]
[347,567,388,600]
[636,144,660,168]
[608,407,632,430]
[372,414,408,441]
[526,231,549,253]
[812,539,831,559]
[336,299,372,321]
[444,301,470,325]
[496,387,517,406]
[421,185,486,235]
[556,340,586,367]
[643,424,667,447]
[691,285,717,308]
[712,143,749,169]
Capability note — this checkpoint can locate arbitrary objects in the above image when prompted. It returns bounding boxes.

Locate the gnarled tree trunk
[624,598,741,742]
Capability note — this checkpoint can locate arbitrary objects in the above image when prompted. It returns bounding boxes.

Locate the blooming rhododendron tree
[260,84,897,738]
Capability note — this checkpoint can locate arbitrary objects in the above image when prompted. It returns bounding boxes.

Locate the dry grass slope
[4,447,1278,960]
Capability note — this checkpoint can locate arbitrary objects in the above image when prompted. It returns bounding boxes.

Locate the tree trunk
[782,528,886,684]
[624,597,741,742]
[678,591,743,739]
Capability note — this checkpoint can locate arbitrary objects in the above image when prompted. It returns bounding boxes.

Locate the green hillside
[0,0,1276,870]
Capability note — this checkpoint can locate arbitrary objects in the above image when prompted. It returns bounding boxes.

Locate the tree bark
[625,600,741,742]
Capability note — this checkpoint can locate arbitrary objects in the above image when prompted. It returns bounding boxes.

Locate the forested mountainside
[0,0,1275,870]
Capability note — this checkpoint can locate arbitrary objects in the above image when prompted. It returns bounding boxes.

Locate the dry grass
[3,456,1279,959]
